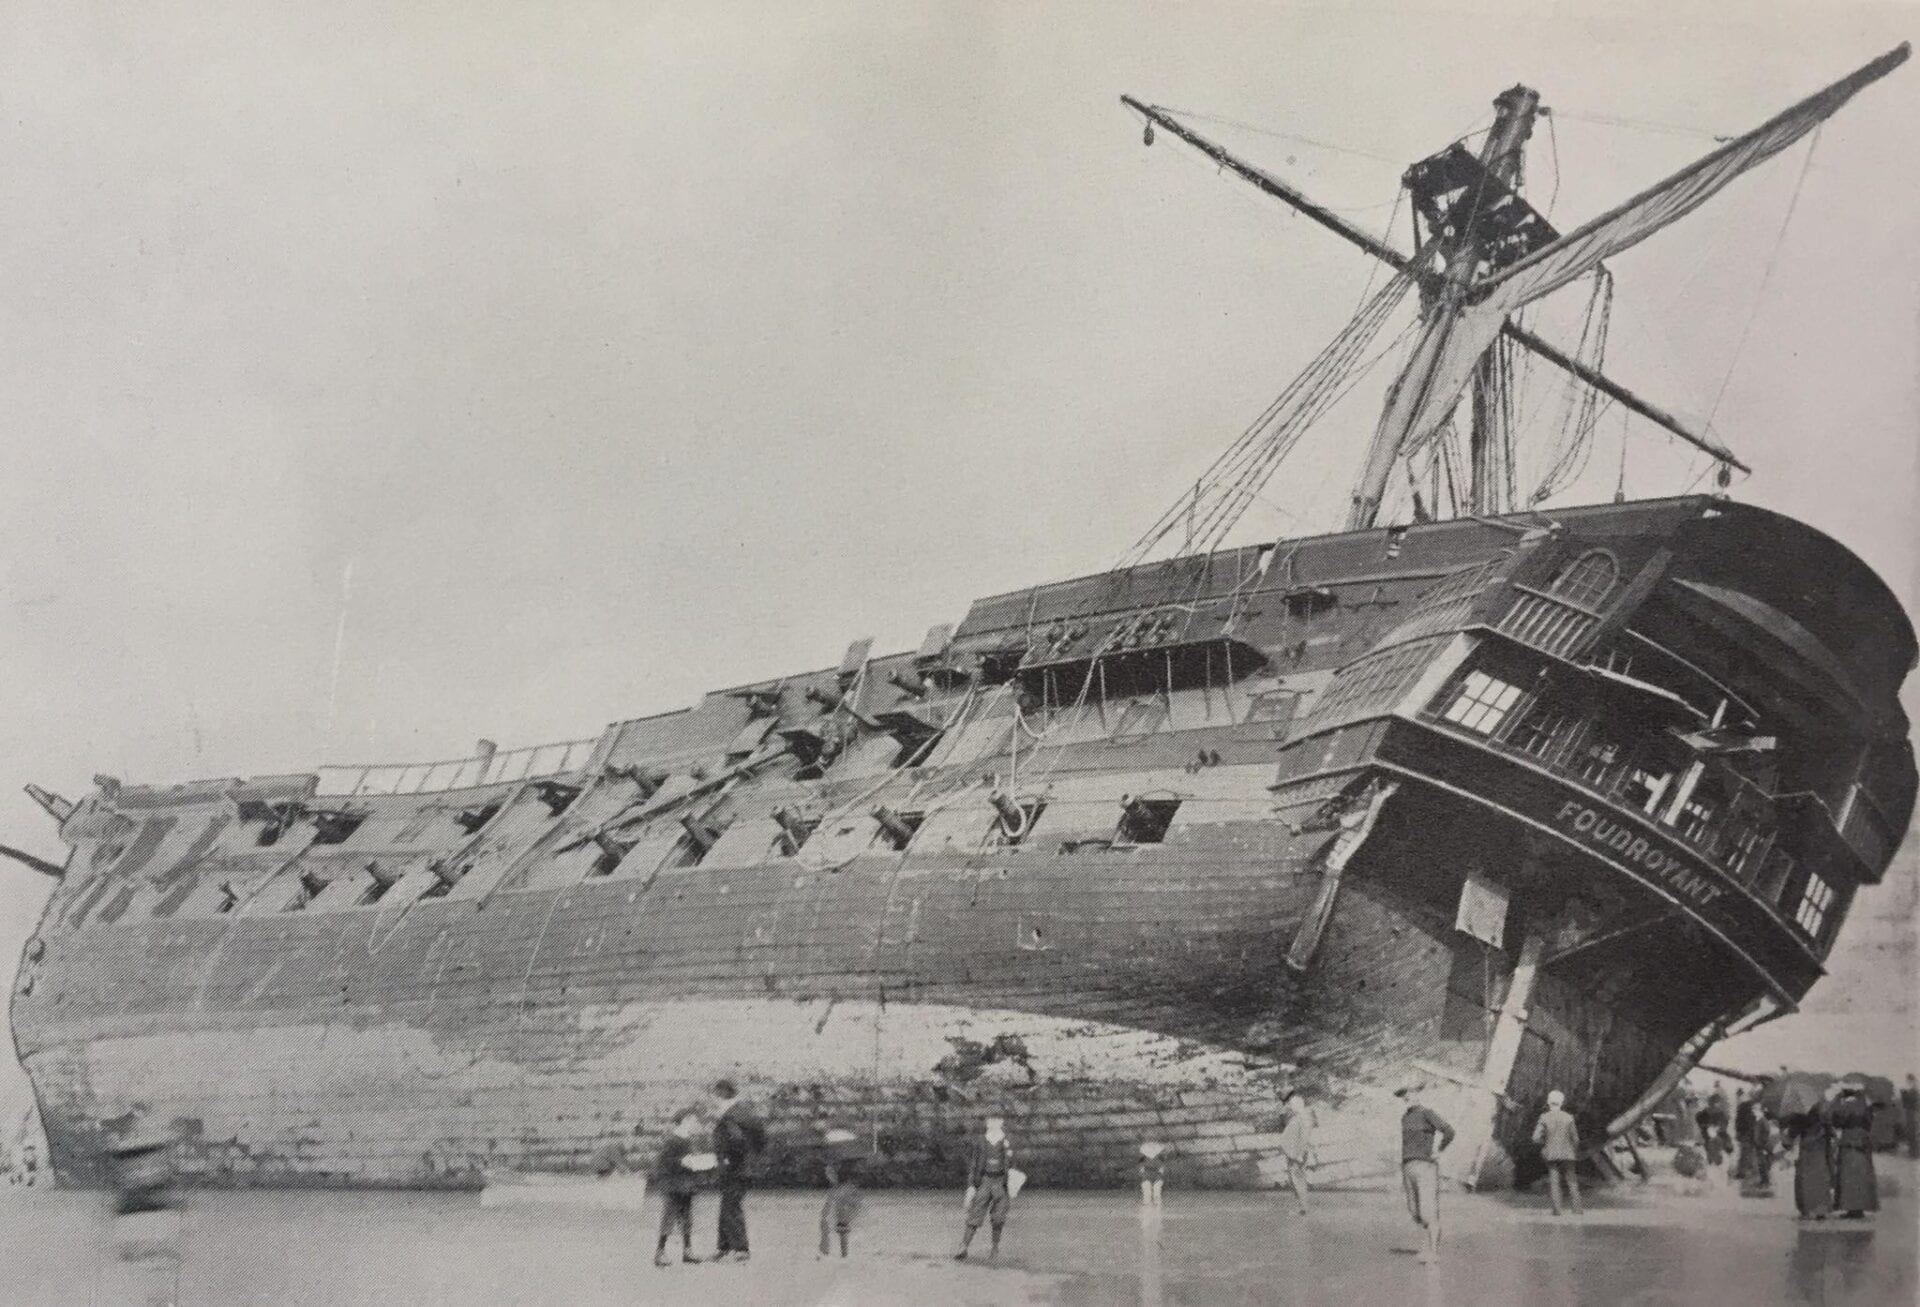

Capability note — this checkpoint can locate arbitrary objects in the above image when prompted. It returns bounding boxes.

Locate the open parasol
[1841,1073,1897,1107]
[1759,1071,1832,1119]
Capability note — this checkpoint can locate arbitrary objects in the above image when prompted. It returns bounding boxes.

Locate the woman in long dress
[1828,1083,1879,1218]
[1787,1104,1833,1219]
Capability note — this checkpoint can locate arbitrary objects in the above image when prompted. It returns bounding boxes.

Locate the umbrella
[1759,1071,1832,1119]
[1842,1073,1897,1107]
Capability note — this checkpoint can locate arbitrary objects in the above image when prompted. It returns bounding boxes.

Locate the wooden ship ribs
[10,497,1912,1189]
[10,47,1916,1190]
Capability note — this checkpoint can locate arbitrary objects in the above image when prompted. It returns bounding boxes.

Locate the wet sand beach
[4,1157,1912,1306]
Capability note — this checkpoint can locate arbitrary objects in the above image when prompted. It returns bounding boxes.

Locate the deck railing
[1422,701,1793,905]
[314,737,599,798]
[1496,586,1599,659]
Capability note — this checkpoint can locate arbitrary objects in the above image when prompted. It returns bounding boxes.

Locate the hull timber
[12,497,1913,1189]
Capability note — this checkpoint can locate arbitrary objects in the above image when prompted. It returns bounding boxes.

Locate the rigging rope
[1121,268,1416,566]
[1542,111,1563,220]
[1528,269,1615,504]
[1143,104,1404,165]
[1548,108,1727,141]
[1702,128,1822,437]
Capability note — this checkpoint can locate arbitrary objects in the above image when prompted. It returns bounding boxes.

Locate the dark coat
[1829,1093,1878,1213]
[713,1104,767,1182]
[1696,1102,1730,1163]
[1788,1110,1833,1217]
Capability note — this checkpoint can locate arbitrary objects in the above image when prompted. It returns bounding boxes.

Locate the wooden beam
[1120,97,1750,473]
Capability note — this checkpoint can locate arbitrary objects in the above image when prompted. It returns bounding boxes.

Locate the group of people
[1401,1082,1578,1258]
[1698,1083,1786,1197]
[643,1070,1899,1272]
[1690,1078,1881,1218]
[649,1093,1023,1268]
[1783,1082,1881,1221]
[645,1082,1326,1269]
[648,1079,767,1266]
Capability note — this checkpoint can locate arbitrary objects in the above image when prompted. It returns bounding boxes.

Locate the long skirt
[1793,1145,1832,1217]
[1833,1145,1878,1214]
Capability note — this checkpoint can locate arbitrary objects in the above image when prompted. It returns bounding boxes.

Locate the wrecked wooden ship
[9,46,1914,1190]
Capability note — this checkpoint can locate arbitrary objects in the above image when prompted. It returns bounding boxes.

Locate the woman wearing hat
[1828,1081,1879,1218]
[1786,1093,1834,1220]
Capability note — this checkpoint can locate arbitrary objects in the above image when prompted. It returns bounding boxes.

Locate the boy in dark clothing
[652,1111,706,1267]
[1397,1084,1455,1264]
[954,1116,1015,1262]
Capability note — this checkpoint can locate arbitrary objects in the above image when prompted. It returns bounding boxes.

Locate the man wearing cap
[1277,1088,1315,1217]
[1531,1090,1582,1216]
[709,1079,767,1262]
[954,1115,1015,1262]
[1397,1084,1454,1263]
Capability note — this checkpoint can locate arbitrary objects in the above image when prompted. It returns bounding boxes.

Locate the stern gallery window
[1794,871,1836,939]
[1442,670,1524,735]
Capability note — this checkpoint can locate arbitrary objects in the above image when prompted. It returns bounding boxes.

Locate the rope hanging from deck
[1528,268,1614,505]
[1121,267,1416,566]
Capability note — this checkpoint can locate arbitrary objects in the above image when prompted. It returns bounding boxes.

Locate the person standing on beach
[1788,1097,1834,1220]
[1828,1082,1879,1218]
[1277,1089,1314,1216]
[1696,1089,1729,1168]
[1746,1108,1778,1198]
[1531,1089,1581,1216]
[1137,1142,1166,1207]
[1900,1074,1919,1160]
[1732,1088,1757,1183]
[1397,1085,1454,1264]
[818,1139,863,1259]
[954,1116,1016,1262]
[652,1111,708,1267]
[710,1080,767,1262]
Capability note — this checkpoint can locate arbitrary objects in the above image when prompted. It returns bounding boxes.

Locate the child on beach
[819,1129,864,1258]
[652,1110,712,1267]
[1138,1142,1166,1206]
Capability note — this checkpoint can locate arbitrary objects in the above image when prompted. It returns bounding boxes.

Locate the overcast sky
[2,0,1914,1123]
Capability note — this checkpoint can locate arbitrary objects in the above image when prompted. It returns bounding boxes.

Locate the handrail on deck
[314,737,599,799]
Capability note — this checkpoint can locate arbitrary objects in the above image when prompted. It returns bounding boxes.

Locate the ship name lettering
[1553,800,1725,907]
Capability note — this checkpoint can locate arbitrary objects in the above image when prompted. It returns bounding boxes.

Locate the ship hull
[13,497,1912,1190]
[19,818,1689,1190]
